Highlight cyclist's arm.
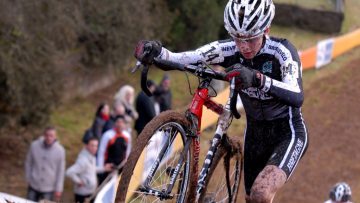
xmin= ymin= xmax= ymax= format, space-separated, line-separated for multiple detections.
xmin=262 ymin=40 xmax=304 ymax=108
xmin=159 ymin=39 xmax=237 ymax=65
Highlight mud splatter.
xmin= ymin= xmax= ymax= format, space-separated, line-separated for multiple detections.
xmin=249 ymin=165 xmax=286 ymax=203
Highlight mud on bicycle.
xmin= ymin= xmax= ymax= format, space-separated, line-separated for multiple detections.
xmin=116 ymin=58 xmax=244 ymax=203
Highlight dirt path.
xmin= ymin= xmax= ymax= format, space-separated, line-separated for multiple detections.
xmin=275 ymin=58 xmax=360 ymax=202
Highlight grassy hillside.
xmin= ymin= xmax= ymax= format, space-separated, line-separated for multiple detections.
xmin=274 ymin=0 xmax=334 ymax=10
xmin=1 ymin=0 xmax=360 ymax=202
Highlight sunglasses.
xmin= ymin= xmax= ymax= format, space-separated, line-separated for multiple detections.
xmin=229 ymin=32 xmax=264 ymax=44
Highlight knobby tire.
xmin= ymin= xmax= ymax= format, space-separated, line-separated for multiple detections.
xmin=115 ymin=110 xmax=196 ymax=203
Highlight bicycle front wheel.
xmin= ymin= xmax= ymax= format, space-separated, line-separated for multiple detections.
xmin=116 ymin=111 xmax=195 ymax=203
xmin=198 ymin=136 xmax=243 ymax=203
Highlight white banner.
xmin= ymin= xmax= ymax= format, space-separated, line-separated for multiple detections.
xmin=316 ymin=38 xmax=335 ymax=69
xmin=94 ymin=173 xmax=118 ymax=203
xmin=0 ymin=192 xmax=37 ymax=203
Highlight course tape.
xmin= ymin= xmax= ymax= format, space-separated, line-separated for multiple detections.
xmin=300 ymin=28 xmax=360 ymax=69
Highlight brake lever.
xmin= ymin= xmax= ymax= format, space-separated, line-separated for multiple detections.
xmin=141 ymin=65 xmax=153 ymax=97
xmin=131 ymin=61 xmax=143 ymax=73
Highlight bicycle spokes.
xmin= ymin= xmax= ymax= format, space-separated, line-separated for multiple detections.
xmin=128 ymin=121 xmax=191 ymax=202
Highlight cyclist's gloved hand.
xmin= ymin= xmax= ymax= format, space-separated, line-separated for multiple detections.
xmin=134 ymin=40 xmax=162 ymax=64
xmin=225 ymin=63 xmax=264 ymax=89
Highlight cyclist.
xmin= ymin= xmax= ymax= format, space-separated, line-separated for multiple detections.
xmin=325 ymin=182 xmax=352 ymax=203
xmin=134 ymin=0 xmax=308 ymax=202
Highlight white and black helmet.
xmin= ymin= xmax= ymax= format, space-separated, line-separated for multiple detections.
xmin=224 ymin=0 xmax=275 ymax=38
xmin=329 ymin=182 xmax=352 ymax=202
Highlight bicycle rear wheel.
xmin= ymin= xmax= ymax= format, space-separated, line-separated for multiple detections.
xmin=198 ymin=136 xmax=243 ymax=203
xmin=116 ymin=111 xmax=195 ymax=203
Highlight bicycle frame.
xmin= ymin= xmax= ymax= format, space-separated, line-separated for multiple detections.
xmin=136 ymin=59 xmax=239 ymax=202
xmin=187 ymin=80 xmax=235 ymax=202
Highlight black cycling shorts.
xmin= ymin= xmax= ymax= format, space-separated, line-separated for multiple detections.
xmin=243 ymin=113 xmax=308 ymax=195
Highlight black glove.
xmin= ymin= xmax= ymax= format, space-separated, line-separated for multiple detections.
xmin=225 ymin=63 xmax=264 ymax=90
xmin=134 ymin=40 xmax=162 ymax=64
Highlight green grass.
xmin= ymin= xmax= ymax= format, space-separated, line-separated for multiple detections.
xmin=341 ymin=0 xmax=360 ymax=32
xmin=270 ymin=25 xmax=329 ymax=50
xmin=50 ymin=99 xmax=94 ymax=162
xmin=274 ymin=0 xmax=334 ymax=11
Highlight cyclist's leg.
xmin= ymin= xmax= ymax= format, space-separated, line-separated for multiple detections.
xmin=244 ymin=116 xmax=308 ymax=203
xmin=247 ymin=165 xmax=286 ymax=203
xmin=243 ymin=122 xmax=272 ymax=202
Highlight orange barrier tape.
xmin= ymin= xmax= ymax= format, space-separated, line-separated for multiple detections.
xmin=332 ymin=29 xmax=360 ymax=58
xmin=300 ymin=28 xmax=360 ymax=69
xmin=300 ymin=46 xmax=317 ymax=70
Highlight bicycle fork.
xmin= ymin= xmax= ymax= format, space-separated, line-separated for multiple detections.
xmin=140 ymin=131 xmax=193 ymax=201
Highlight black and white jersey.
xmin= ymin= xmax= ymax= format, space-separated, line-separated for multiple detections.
xmin=159 ymin=36 xmax=304 ymax=121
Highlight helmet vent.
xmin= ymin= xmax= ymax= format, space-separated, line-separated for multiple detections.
xmin=264 ymin=4 xmax=270 ymax=15
xmin=238 ymin=6 xmax=245 ymax=28
xmin=259 ymin=15 xmax=270 ymax=31
xmin=231 ymin=1 xmax=236 ymax=17
xmin=249 ymin=0 xmax=261 ymax=17
xmin=228 ymin=12 xmax=238 ymax=31
xmin=246 ymin=15 xmax=259 ymax=31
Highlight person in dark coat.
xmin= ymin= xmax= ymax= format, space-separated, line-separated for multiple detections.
xmin=91 ymin=103 xmax=110 ymax=139
xmin=154 ymin=74 xmax=172 ymax=112
xmin=134 ymin=80 xmax=157 ymax=135
xmin=82 ymin=103 xmax=110 ymax=144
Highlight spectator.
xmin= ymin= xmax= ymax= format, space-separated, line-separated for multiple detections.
xmin=25 ymin=126 xmax=65 ymax=202
xmin=114 ymin=85 xmax=139 ymax=121
xmin=324 ymin=182 xmax=352 ymax=203
xmin=134 ymin=80 xmax=157 ymax=135
xmin=66 ymin=137 xmax=112 ymax=203
xmin=154 ymin=74 xmax=172 ymax=112
xmin=102 ymin=102 xmax=126 ymax=134
xmin=97 ymin=115 xmax=132 ymax=184
xmin=82 ymin=102 xmax=110 ymax=143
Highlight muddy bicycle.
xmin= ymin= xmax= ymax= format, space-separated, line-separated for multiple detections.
xmin=116 ymin=58 xmax=243 ymax=203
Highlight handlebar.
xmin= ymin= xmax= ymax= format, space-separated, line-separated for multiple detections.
xmin=153 ymin=58 xmax=226 ymax=81
xmin=135 ymin=58 xmax=240 ymax=119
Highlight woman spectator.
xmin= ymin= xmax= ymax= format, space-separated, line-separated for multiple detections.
xmin=82 ymin=103 xmax=110 ymax=143
xmin=114 ymin=85 xmax=138 ymax=122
